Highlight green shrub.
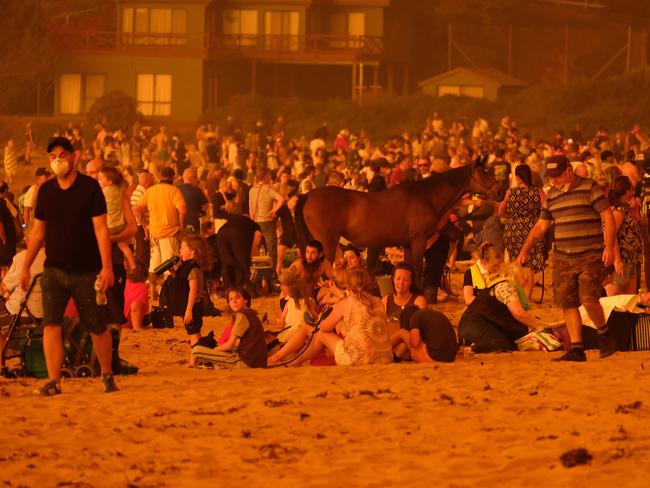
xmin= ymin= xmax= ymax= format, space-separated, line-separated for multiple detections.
xmin=87 ymin=90 xmax=141 ymax=132
xmin=202 ymin=68 xmax=650 ymax=141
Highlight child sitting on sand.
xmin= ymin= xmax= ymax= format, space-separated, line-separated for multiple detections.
xmin=276 ymin=271 xmax=316 ymax=344
xmin=97 ymin=166 xmax=136 ymax=271
xmin=391 ymin=305 xmax=457 ymax=363
xmin=192 ymin=286 xmax=267 ymax=368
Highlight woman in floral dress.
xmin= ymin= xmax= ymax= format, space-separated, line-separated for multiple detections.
xmin=498 ymin=164 xmax=545 ymax=300
xmin=606 ymin=175 xmax=643 ymax=296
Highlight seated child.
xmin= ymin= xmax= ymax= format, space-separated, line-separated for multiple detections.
xmin=276 ymin=271 xmax=316 ymax=344
xmin=123 ymin=260 xmax=149 ymax=331
xmin=217 ymin=288 xmax=253 ymax=346
xmin=391 ymin=306 xmax=457 ymax=363
xmin=97 ymin=166 xmax=136 ymax=271
xmin=192 ymin=286 xmax=268 ymax=368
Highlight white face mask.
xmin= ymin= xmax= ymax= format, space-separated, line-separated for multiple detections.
xmin=50 ymin=158 xmax=70 ymax=177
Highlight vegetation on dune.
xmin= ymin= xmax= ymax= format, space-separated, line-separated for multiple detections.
xmin=202 ymin=68 xmax=650 ymax=141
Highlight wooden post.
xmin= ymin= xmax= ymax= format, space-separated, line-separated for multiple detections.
xmin=507 ymin=24 xmax=513 ymax=74
xmin=351 ymin=62 xmax=358 ymax=101
xmin=359 ymin=63 xmax=364 ymax=102
xmin=387 ymin=62 xmax=394 ymax=93
xmin=626 ymin=25 xmax=633 ymax=72
xmin=373 ymin=65 xmax=379 ymax=91
xmin=448 ymin=22 xmax=453 ymax=71
xmin=564 ymin=24 xmax=569 ymax=83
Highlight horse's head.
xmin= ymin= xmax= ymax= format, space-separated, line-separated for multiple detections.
xmin=468 ymin=155 xmax=503 ymax=200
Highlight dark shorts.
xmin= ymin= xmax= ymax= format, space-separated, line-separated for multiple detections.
xmin=553 ymin=255 xmax=608 ymax=309
xmin=182 ymin=305 xmax=203 ymax=335
xmin=41 ymin=267 xmax=107 ymax=335
xmin=106 ymin=265 xmax=127 ymax=325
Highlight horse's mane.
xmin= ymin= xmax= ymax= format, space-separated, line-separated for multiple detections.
xmin=397 ymin=164 xmax=472 ymax=193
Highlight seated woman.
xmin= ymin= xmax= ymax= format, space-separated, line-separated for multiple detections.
xmin=382 ymin=262 xmax=426 ymax=334
xmin=340 ymin=245 xmax=381 ymax=297
xmin=291 ymin=267 xmax=393 ymax=367
xmin=462 ymin=242 xmax=495 ymax=306
xmin=275 ymin=271 xmax=316 ymax=344
xmin=457 ymin=252 xmax=548 ymax=353
xmin=268 ymin=267 xmax=348 ymax=365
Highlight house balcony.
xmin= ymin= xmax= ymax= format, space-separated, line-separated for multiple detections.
xmin=208 ymin=34 xmax=384 ymax=64
xmin=52 ymin=28 xmax=383 ymax=64
xmin=52 ymin=28 xmax=209 ymax=58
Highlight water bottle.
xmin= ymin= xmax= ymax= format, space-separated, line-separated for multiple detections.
xmin=95 ymin=275 xmax=107 ymax=306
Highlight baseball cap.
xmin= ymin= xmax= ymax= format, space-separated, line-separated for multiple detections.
xmin=35 ymin=167 xmax=51 ymax=178
xmin=47 ymin=136 xmax=74 ymax=153
xmin=545 ymin=155 xmax=570 ymax=177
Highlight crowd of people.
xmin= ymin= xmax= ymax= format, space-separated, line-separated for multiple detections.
xmin=2 ymin=112 xmax=650 ymax=395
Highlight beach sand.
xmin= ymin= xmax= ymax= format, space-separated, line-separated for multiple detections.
xmin=1 ymin=270 xmax=650 ymax=487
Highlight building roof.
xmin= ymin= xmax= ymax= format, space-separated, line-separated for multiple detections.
xmin=418 ymin=67 xmax=528 ymax=88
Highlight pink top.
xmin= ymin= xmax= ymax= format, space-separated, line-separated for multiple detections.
xmin=123 ymin=280 xmax=149 ymax=328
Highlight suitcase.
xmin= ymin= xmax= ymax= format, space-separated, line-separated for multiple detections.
xmin=631 ymin=314 xmax=650 ymax=350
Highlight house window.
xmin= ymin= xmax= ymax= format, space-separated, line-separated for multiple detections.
xmin=223 ymin=10 xmax=259 ymax=47
xmin=331 ymin=12 xmax=365 ymax=48
xmin=264 ymin=11 xmax=300 ymax=51
xmin=460 ymin=86 xmax=485 ymax=98
xmin=137 ymin=74 xmax=172 ymax=116
xmin=59 ymin=73 xmax=106 ymax=114
xmin=60 ymin=74 xmax=82 ymax=114
xmin=437 ymin=85 xmax=485 ymax=98
xmin=437 ymin=85 xmax=460 ymax=97
xmin=122 ymin=7 xmax=187 ymax=45
xmin=84 ymin=74 xmax=106 ymax=110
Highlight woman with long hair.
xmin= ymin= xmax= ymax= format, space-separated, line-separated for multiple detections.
xmin=498 ymin=163 xmax=546 ymax=300
xmin=292 ymin=267 xmax=393 ymax=366
xmin=606 ymin=175 xmax=643 ymax=296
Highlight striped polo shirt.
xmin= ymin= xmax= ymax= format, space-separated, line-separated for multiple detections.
xmin=540 ymin=176 xmax=610 ymax=259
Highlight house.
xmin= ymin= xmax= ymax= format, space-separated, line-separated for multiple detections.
xmin=418 ymin=67 xmax=528 ymax=102
xmin=53 ymin=0 xmax=414 ymax=121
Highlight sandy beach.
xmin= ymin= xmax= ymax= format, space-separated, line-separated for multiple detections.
xmin=2 ymin=269 xmax=650 ymax=487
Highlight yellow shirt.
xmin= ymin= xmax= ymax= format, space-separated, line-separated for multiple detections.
xmin=138 ymin=183 xmax=186 ymax=239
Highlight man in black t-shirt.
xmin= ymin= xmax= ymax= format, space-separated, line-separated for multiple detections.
xmin=211 ymin=214 xmax=263 ymax=288
xmin=20 ymin=136 xmax=118 ymax=395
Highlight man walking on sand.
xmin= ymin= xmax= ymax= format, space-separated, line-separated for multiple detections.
xmin=20 ymin=136 xmax=117 ymax=394
xmin=517 ymin=155 xmax=618 ymax=362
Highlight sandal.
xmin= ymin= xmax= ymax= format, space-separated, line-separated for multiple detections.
xmin=38 ymin=380 xmax=62 ymax=396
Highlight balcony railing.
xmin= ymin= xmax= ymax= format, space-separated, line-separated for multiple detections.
xmin=52 ymin=29 xmax=208 ymax=57
xmin=52 ymin=29 xmax=384 ymax=62
xmin=210 ymin=34 xmax=384 ymax=62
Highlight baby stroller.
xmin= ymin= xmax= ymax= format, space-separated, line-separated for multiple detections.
xmin=0 ymin=274 xmax=99 ymax=379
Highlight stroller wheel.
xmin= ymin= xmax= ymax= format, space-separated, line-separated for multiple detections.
xmin=75 ymin=365 xmax=95 ymax=378
xmin=1 ymin=367 xmax=16 ymax=379
xmin=60 ymin=368 xmax=75 ymax=379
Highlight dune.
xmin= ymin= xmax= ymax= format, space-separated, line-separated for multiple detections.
xmin=1 ymin=269 xmax=650 ymax=487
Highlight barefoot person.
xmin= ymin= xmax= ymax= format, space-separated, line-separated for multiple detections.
xmin=20 ymin=136 xmax=117 ymax=395
xmin=517 ymin=155 xmax=617 ymax=361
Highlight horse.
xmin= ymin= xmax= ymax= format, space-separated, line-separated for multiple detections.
xmin=294 ymin=158 xmax=502 ymax=279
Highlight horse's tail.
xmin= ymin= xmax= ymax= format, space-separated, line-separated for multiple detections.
xmin=294 ymin=194 xmax=312 ymax=252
